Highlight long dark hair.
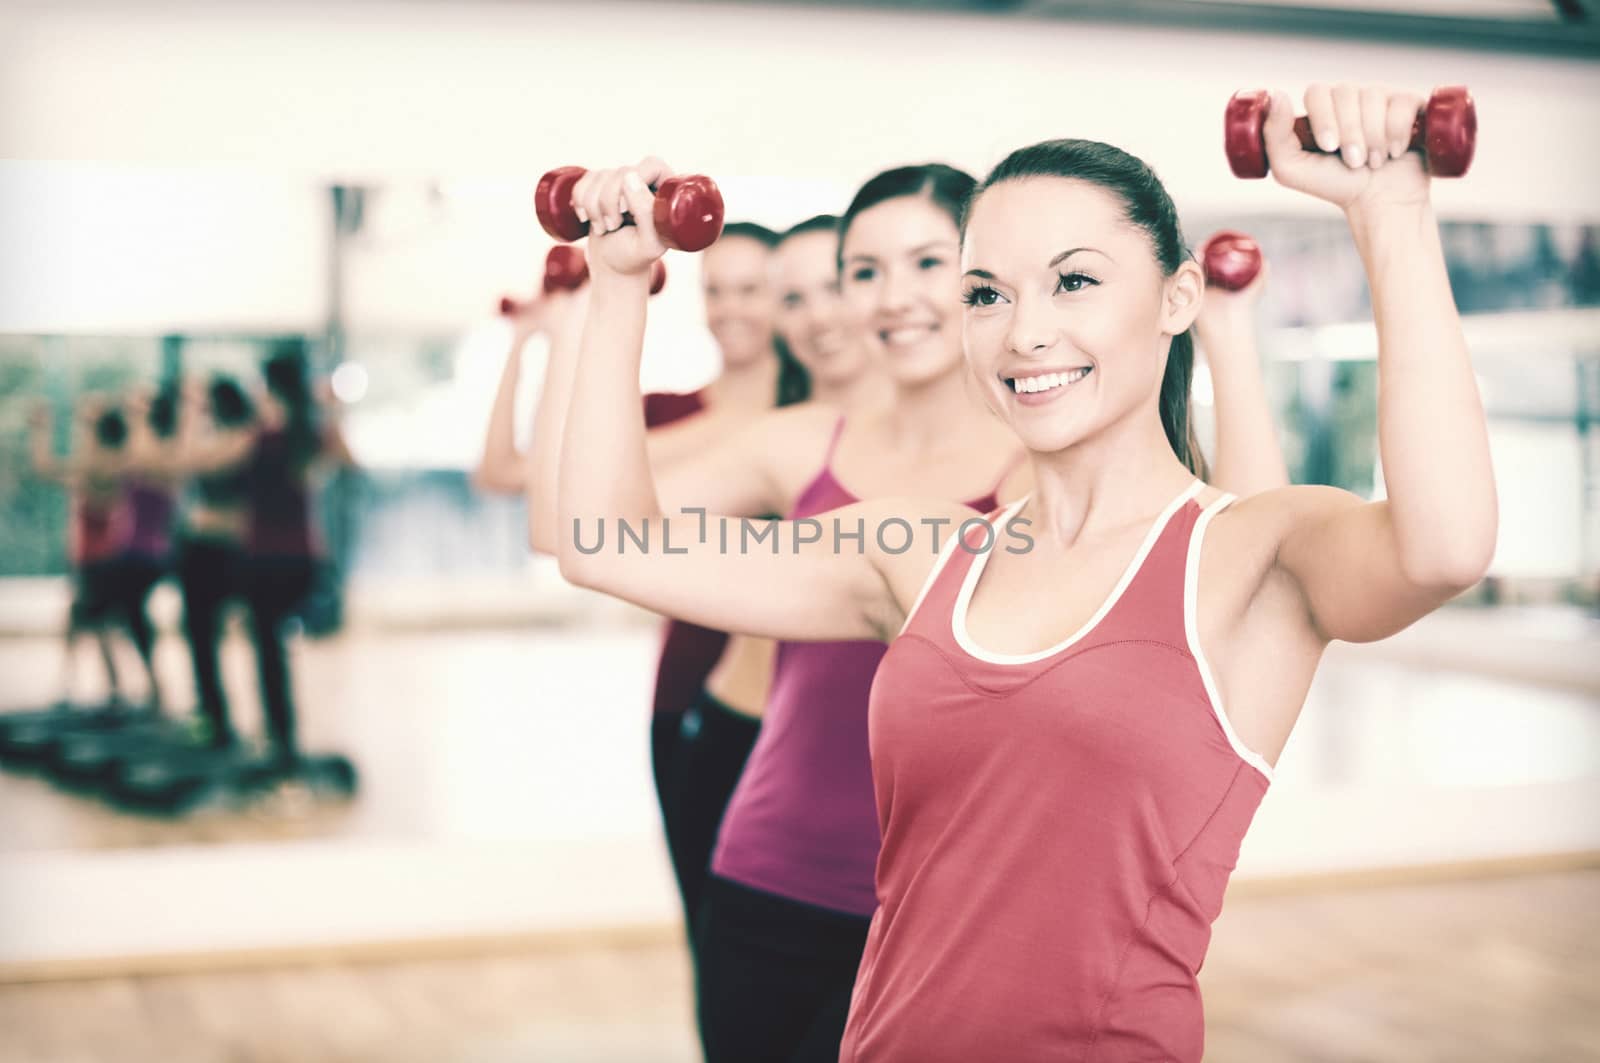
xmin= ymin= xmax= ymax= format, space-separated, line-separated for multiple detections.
xmin=148 ymin=385 xmax=179 ymax=440
xmin=968 ymin=140 xmax=1207 ymax=479
xmin=765 ymin=214 xmax=845 ymax=406
xmin=208 ymin=374 xmax=256 ymax=428
xmin=715 ymin=220 xmax=810 ymax=408
xmin=839 ymin=163 xmax=977 ymax=271
xmin=94 ymin=408 xmax=128 ymax=450
xmin=262 ymin=339 xmax=320 ymax=471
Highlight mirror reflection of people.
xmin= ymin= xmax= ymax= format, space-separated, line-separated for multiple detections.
xmin=168 ymin=343 xmax=353 ymax=773
xmin=30 ymin=397 xmax=129 ymax=708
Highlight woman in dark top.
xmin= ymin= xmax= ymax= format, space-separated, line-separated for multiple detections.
xmin=170 ymin=375 xmax=258 ymax=748
xmin=243 ymin=344 xmax=353 ymax=770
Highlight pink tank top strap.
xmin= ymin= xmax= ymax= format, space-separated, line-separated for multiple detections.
xmin=821 ymin=415 xmax=848 ymax=467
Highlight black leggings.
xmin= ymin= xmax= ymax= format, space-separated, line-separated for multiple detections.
xmin=650 ymin=690 xmax=761 ymax=946
xmin=177 ymin=538 xmax=241 ymax=744
xmin=695 ymin=875 xmax=871 ymax=1063
xmin=242 ymin=556 xmax=317 ymax=759
xmin=86 ymin=556 xmax=165 ymax=666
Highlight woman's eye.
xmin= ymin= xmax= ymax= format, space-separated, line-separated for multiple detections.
xmin=961 ymin=286 xmax=1003 ymax=308
xmin=918 ymin=256 xmax=944 ymax=271
xmin=1056 ymin=271 xmax=1097 ymax=294
xmin=850 ymin=267 xmax=876 ymax=284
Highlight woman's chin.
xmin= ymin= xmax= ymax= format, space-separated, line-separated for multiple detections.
xmin=1004 ymin=407 xmax=1091 ymax=457
xmin=720 ymin=344 xmax=771 ymax=369
xmin=883 ymin=347 xmax=962 ymax=388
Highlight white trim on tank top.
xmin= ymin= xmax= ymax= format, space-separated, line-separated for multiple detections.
xmin=1184 ymin=492 xmax=1276 ymax=783
xmin=896 ymin=526 xmax=967 ymax=640
xmin=950 ymin=479 xmax=1204 ymax=666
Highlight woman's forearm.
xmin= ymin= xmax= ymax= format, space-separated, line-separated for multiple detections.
xmin=473 ymin=336 xmax=528 ymax=496
xmin=553 ymin=271 xmax=659 ymax=568
xmin=1352 ymin=202 xmax=1496 ymax=586
xmin=30 ymin=421 xmax=62 ymax=480
xmin=526 ymin=309 xmax=588 ymax=554
xmin=1199 ymin=314 xmax=1289 ymax=496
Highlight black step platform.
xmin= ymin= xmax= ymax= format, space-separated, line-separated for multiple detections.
xmin=0 ymin=703 xmax=161 ymax=769
xmin=109 ymin=746 xmax=359 ymax=815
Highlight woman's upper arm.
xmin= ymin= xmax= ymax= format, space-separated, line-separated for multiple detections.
xmin=560 ymin=496 xmax=933 ymax=644
xmin=651 ymin=405 xmax=832 ymax=519
xmin=471 ymin=457 xmax=527 ymax=496
xmin=1267 ymin=485 xmax=1475 ymax=644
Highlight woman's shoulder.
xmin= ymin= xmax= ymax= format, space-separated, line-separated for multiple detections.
xmin=1212 ymin=484 xmax=1364 ymax=539
xmin=753 ymin=399 xmax=847 ymax=446
xmin=1201 ymin=483 xmax=1367 ymax=594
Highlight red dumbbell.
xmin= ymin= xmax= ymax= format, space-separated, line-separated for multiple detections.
xmin=1201 ymin=231 xmax=1262 ymax=292
xmin=500 ymin=246 xmax=589 ymax=315
xmin=543 ymin=245 xmax=589 ymax=294
xmin=1224 ymin=86 xmax=1476 ymax=180
xmin=534 ymin=166 xmax=725 ymax=252
xmin=498 ymin=253 xmax=666 ymax=316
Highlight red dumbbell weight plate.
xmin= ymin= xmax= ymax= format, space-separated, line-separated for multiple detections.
xmin=653 ymin=175 xmax=724 ymax=253
xmin=1223 ymin=91 xmax=1272 ymax=180
xmin=1202 ymin=231 xmax=1262 ymax=292
xmin=1423 ymin=86 xmax=1476 ymax=178
xmin=544 ymin=246 xmax=590 ymax=293
xmin=535 ymin=167 xmax=589 ymax=243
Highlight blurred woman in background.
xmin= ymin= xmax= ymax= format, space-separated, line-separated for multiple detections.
xmin=112 ymin=384 xmax=182 ymax=714
xmin=29 ymin=397 xmax=131 ymax=708
xmin=243 ymin=343 xmax=354 ymax=773
xmin=169 ymin=374 xmax=258 ymax=750
xmin=477 ymin=221 xmax=809 ymax=934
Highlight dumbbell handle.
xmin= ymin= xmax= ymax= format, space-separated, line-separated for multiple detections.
xmin=1286 ymin=114 xmax=1426 ymax=158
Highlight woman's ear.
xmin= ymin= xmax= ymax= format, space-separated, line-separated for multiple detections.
xmin=1163 ymin=260 xmax=1205 ymax=336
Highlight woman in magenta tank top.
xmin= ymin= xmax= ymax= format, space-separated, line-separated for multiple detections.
xmin=554 ymin=84 xmax=1496 ymax=1063
xmin=31 ymin=398 xmax=133 ymax=706
xmin=108 ymin=386 xmax=182 ymax=713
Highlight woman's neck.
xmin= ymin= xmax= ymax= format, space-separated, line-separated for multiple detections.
xmin=812 ymin=368 xmax=891 ymax=412
xmin=882 ymin=360 xmax=994 ymax=451
xmin=1024 ymin=410 xmax=1195 ymax=547
xmin=704 ymin=352 xmax=778 ymax=412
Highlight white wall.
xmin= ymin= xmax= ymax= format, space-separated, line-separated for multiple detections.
xmin=0 ymin=163 xmax=328 ymax=334
xmin=1 ymin=0 xmax=1597 ymax=337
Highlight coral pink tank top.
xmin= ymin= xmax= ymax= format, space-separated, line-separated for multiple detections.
xmin=840 ymin=481 xmax=1274 ymax=1062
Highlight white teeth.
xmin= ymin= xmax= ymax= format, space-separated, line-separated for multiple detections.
xmin=883 ymin=327 xmax=932 ymax=345
xmin=1012 ymin=367 xmax=1090 ymax=394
